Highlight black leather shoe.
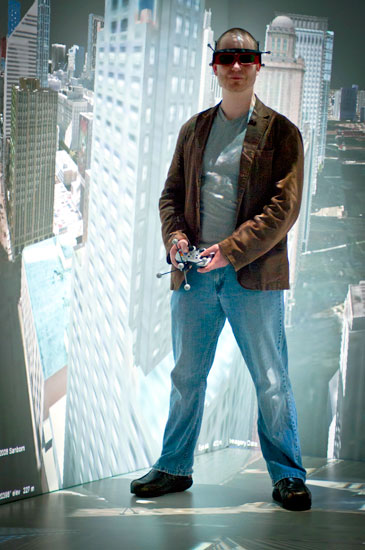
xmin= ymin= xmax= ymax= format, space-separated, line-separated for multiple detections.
xmin=130 ymin=469 xmax=193 ymax=498
xmin=272 ymin=477 xmax=312 ymax=511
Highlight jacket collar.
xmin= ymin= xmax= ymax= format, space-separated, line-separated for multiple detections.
xmin=195 ymin=95 xmax=273 ymax=150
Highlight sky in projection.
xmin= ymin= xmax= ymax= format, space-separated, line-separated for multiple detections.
xmin=0 ymin=0 xmax=364 ymax=89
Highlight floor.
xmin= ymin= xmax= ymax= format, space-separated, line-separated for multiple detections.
xmin=0 ymin=450 xmax=364 ymax=550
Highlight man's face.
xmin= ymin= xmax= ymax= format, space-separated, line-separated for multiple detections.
xmin=213 ymin=33 xmax=261 ymax=94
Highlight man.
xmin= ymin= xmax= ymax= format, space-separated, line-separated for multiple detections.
xmin=131 ymin=28 xmax=312 ymax=511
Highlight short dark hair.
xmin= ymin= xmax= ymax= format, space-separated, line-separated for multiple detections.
xmin=216 ymin=28 xmax=259 ymax=51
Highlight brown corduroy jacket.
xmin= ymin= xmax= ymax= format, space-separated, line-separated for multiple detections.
xmin=159 ymin=96 xmax=304 ymax=291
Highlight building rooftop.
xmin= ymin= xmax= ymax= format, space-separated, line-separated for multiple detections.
xmin=22 ymin=236 xmax=75 ymax=379
xmin=56 ymin=150 xmax=78 ymax=172
xmin=271 ymin=15 xmax=295 ymax=31
xmin=53 ymin=181 xmax=83 ymax=239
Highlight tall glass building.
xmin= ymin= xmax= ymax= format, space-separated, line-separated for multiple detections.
xmin=86 ymin=14 xmax=105 ymax=80
xmin=63 ymin=0 xmax=205 ymax=487
xmin=7 ymin=0 xmax=21 ymax=37
xmin=7 ymin=78 xmax=57 ymax=257
xmin=36 ymin=0 xmax=50 ymax=87
xmin=51 ymin=43 xmax=66 ymax=72
xmin=255 ymin=16 xmax=305 ymax=128
xmin=3 ymin=1 xmax=38 ymax=143
xmin=3 ymin=0 xmax=51 ymax=159
xmin=277 ymin=13 xmax=334 ymax=182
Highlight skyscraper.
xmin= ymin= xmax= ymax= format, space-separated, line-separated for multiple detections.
xmin=86 ymin=14 xmax=104 ymax=80
xmin=7 ymin=0 xmax=21 ymax=37
xmin=67 ymin=45 xmax=85 ymax=79
xmin=51 ymin=43 xmax=66 ymax=72
xmin=255 ymin=16 xmax=305 ymax=127
xmin=3 ymin=0 xmax=51 ymax=144
xmin=339 ymin=85 xmax=358 ymax=121
xmin=19 ymin=235 xmax=74 ymax=490
xmin=277 ymin=13 xmax=334 ymax=175
xmin=36 ymin=0 xmax=51 ymax=87
xmin=3 ymin=1 xmax=38 ymax=143
xmin=57 ymin=86 xmax=90 ymax=151
xmin=197 ymin=9 xmax=214 ymax=111
xmin=6 ymin=78 xmax=57 ymax=257
xmin=63 ymin=0 xmax=205 ymax=487
xmin=328 ymin=281 xmax=365 ymax=461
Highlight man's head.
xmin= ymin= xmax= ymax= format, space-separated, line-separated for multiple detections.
xmin=216 ymin=28 xmax=259 ymax=51
xmin=212 ymin=28 xmax=261 ymax=94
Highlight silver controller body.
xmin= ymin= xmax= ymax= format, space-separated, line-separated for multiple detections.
xmin=175 ymin=246 xmax=212 ymax=269
xmin=172 ymin=239 xmax=214 ymax=290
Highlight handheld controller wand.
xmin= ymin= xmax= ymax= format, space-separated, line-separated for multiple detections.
xmin=156 ymin=239 xmax=214 ymax=291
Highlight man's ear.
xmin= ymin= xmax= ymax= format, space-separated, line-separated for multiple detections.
xmin=212 ymin=64 xmax=218 ymax=76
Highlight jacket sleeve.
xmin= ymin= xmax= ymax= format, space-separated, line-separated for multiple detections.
xmin=219 ymin=121 xmax=304 ymax=270
xmin=159 ymin=121 xmax=191 ymax=255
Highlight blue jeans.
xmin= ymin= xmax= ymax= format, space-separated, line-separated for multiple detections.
xmin=153 ymin=264 xmax=306 ymax=484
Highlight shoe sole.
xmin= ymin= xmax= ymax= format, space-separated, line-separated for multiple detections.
xmin=131 ymin=480 xmax=193 ymax=498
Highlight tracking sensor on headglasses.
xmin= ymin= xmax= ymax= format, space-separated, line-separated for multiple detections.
xmin=208 ymin=44 xmax=271 ymax=67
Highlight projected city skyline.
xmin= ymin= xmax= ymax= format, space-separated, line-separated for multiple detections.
xmin=0 ymin=0 xmax=364 ymax=506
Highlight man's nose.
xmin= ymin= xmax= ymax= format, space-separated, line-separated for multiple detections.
xmin=232 ymin=61 xmax=241 ymax=70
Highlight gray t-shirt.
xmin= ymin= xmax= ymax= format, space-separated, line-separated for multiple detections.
xmin=199 ymin=106 xmax=250 ymax=248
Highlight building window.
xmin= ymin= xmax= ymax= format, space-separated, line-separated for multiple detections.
xmin=121 ymin=18 xmax=128 ymax=32
xmin=190 ymin=50 xmax=196 ymax=68
xmin=176 ymin=15 xmax=182 ymax=34
xmin=112 ymin=0 xmax=118 ymax=9
xmin=171 ymin=76 xmax=178 ymax=93
xmin=111 ymin=20 xmax=117 ymax=33
xmin=144 ymin=135 xmax=149 ymax=153
xmin=145 ymin=107 xmax=151 ymax=123
xmin=173 ymin=46 xmax=180 ymax=65
xmin=119 ymin=45 xmax=126 ymax=63
xmin=140 ymin=192 xmax=146 ymax=209
xmin=122 ymin=0 xmax=129 ymax=6
xmin=131 ymin=76 xmax=140 ymax=95
xmin=147 ymin=77 xmax=153 ymax=95
xmin=182 ymin=47 xmax=188 ymax=67
xmin=169 ymin=104 xmax=176 ymax=122
xmin=184 ymin=18 xmax=190 ymax=36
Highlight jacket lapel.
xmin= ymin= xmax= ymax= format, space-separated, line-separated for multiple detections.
xmin=193 ymin=103 xmax=220 ymax=178
xmin=236 ymin=96 xmax=272 ymax=207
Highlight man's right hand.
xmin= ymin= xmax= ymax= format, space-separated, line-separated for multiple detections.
xmin=170 ymin=239 xmax=189 ymax=269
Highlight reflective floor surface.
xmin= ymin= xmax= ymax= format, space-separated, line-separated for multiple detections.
xmin=0 ymin=450 xmax=364 ymax=550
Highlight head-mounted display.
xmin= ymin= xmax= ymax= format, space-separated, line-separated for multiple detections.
xmin=208 ymin=45 xmax=271 ymax=67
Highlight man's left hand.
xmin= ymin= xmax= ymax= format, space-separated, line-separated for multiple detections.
xmin=197 ymin=244 xmax=230 ymax=273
